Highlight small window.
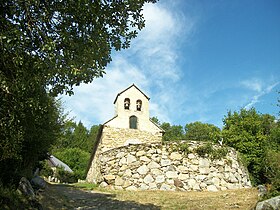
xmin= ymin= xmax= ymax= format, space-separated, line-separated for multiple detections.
xmin=124 ymin=98 xmax=130 ymax=110
xmin=129 ymin=116 xmax=137 ymax=129
xmin=136 ymin=100 xmax=142 ymax=111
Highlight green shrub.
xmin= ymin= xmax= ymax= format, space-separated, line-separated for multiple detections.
xmin=194 ymin=143 xmax=228 ymax=160
xmin=178 ymin=143 xmax=191 ymax=155
xmin=0 ymin=184 xmax=29 ymax=209
xmin=56 ymin=167 xmax=77 ymax=183
xmin=194 ymin=143 xmax=213 ymax=158
xmin=263 ymin=150 xmax=280 ymax=198
xmin=39 ymin=161 xmax=54 ymax=177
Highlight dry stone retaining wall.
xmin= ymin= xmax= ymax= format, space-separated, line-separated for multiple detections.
xmin=90 ymin=141 xmax=251 ymax=191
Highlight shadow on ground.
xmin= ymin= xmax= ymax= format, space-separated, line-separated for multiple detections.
xmin=40 ymin=183 xmax=160 ymax=210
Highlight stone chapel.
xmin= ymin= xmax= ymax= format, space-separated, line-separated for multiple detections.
xmin=86 ymin=85 xmax=251 ymax=191
xmin=86 ymin=84 xmax=164 ymax=182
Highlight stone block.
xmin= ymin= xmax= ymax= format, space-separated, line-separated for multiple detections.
xmin=170 ymin=152 xmax=182 ymax=160
xmin=144 ymin=174 xmax=154 ymax=184
xmin=137 ymin=165 xmax=149 ymax=175
xmin=160 ymin=183 xmax=171 ymax=191
xmin=126 ymin=186 xmax=138 ymax=191
xmin=166 ymin=171 xmax=178 ymax=179
xmin=115 ymin=176 xmax=124 ymax=186
xmin=149 ymin=169 xmax=162 ymax=176
xmin=139 ymin=183 xmax=149 ymax=190
xmin=178 ymin=173 xmax=189 ymax=181
xmin=147 ymin=161 xmax=161 ymax=169
xmin=199 ymin=158 xmax=210 ymax=167
xmin=188 ymin=153 xmax=195 ymax=159
xmin=207 ymin=185 xmax=218 ymax=192
xmin=127 ymin=154 xmax=137 ymax=164
xmin=199 ymin=167 xmax=210 ymax=175
xmin=140 ymin=156 xmax=151 ymax=162
xmin=161 ymin=159 xmax=171 ymax=166
xmin=149 ymin=182 xmax=158 ymax=190
xmin=155 ymin=175 xmax=165 ymax=183
xmin=136 ymin=150 xmax=146 ymax=157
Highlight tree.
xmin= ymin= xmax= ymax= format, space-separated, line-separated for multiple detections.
xmin=1 ymin=0 xmax=158 ymax=96
xmin=150 ymin=116 xmax=160 ymax=125
xmin=161 ymin=122 xmax=185 ymax=141
xmin=1 ymin=0 xmax=157 ymax=186
xmin=185 ymin=122 xmax=221 ymax=142
xmin=87 ymin=125 xmax=101 ymax=153
xmin=222 ymin=108 xmax=275 ymax=185
xmin=53 ymin=148 xmax=90 ymax=180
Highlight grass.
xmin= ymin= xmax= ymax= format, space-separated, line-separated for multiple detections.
xmin=71 ymin=182 xmax=99 ymax=190
xmin=98 ymin=188 xmax=258 ymax=210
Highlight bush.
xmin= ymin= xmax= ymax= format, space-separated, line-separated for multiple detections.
xmin=0 ymin=184 xmax=29 ymax=209
xmin=56 ymin=167 xmax=77 ymax=183
xmin=194 ymin=143 xmax=228 ymax=160
xmin=39 ymin=161 xmax=54 ymax=178
xmin=263 ymin=150 xmax=280 ymax=198
xmin=194 ymin=143 xmax=213 ymax=158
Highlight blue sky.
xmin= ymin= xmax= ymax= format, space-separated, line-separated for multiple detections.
xmin=61 ymin=0 xmax=280 ymax=128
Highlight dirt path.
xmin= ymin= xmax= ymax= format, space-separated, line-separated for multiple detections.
xmin=39 ymin=183 xmax=160 ymax=210
xmin=39 ymin=183 xmax=258 ymax=210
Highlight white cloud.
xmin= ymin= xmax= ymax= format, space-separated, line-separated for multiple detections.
xmin=244 ymin=81 xmax=279 ymax=110
xmin=60 ymin=1 xmax=196 ymax=127
xmin=240 ymin=78 xmax=263 ymax=92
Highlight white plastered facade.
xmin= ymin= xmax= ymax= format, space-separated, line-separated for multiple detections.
xmin=105 ymin=84 xmax=163 ymax=135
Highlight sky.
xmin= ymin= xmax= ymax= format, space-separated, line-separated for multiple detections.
xmin=61 ymin=0 xmax=280 ymax=129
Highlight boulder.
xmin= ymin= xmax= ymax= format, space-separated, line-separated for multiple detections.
xmin=31 ymin=176 xmax=46 ymax=190
xmin=18 ymin=177 xmax=35 ymax=200
xmin=255 ymin=195 xmax=280 ymax=210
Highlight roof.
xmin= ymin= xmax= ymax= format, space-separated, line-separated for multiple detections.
xmin=48 ymin=155 xmax=73 ymax=173
xmin=149 ymin=118 xmax=165 ymax=133
xmin=113 ymin=84 xmax=150 ymax=104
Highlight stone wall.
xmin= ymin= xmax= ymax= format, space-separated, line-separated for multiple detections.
xmin=99 ymin=126 xmax=162 ymax=152
xmin=87 ymin=141 xmax=252 ymax=191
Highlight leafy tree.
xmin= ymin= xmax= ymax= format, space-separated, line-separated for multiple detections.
xmin=1 ymin=0 xmax=157 ymax=96
xmin=53 ymin=148 xmax=90 ymax=180
xmin=161 ymin=122 xmax=185 ymax=141
xmin=87 ymin=125 xmax=101 ymax=153
xmin=150 ymin=116 xmax=161 ymax=125
xmin=1 ymin=0 xmax=156 ymax=187
xmin=185 ymin=121 xmax=221 ymax=142
xmin=222 ymin=108 xmax=275 ymax=184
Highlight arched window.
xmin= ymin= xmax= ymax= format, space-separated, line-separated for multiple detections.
xmin=136 ymin=100 xmax=142 ymax=111
xmin=129 ymin=116 xmax=137 ymax=129
xmin=124 ymin=98 xmax=130 ymax=110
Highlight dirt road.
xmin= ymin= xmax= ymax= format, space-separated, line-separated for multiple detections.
xmin=39 ymin=183 xmax=258 ymax=210
xmin=39 ymin=184 xmax=160 ymax=210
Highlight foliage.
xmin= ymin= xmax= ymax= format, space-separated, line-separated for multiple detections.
xmin=1 ymin=0 xmax=157 ymax=96
xmin=55 ymin=167 xmax=77 ymax=183
xmin=222 ymin=108 xmax=276 ymax=185
xmin=150 ymin=116 xmax=161 ymax=125
xmin=194 ymin=142 xmax=228 ymax=160
xmin=39 ymin=161 xmax=54 ymax=178
xmin=185 ymin=122 xmax=221 ymax=142
xmin=263 ymin=149 xmax=280 ymax=198
xmin=72 ymin=182 xmax=99 ymax=191
xmin=1 ymin=0 xmax=157 ymax=190
xmin=0 ymin=88 xmax=62 ymax=185
xmin=53 ymin=121 xmax=100 ymax=153
xmin=53 ymin=148 xmax=90 ymax=180
xmin=161 ymin=122 xmax=185 ymax=141
xmin=0 ymin=184 xmax=30 ymax=210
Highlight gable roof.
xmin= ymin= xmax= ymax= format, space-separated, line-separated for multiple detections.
xmin=113 ymin=84 xmax=150 ymax=104
xmin=48 ymin=155 xmax=73 ymax=173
